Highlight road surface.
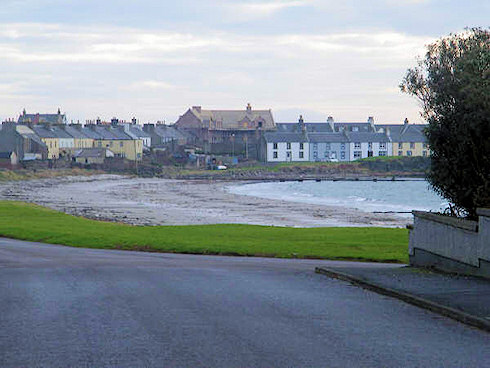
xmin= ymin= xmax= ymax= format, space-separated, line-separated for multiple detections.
xmin=0 ymin=238 xmax=488 ymax=367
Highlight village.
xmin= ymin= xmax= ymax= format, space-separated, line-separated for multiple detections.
xmin=0 ymin=104 xmax=428 ymax=170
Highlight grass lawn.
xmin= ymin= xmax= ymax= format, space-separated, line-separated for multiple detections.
xmin=0 ymin=201 xmax=409 ymax=263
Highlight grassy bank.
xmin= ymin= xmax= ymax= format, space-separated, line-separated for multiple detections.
xmin=0 ymin=201 xmax=409 ymax=262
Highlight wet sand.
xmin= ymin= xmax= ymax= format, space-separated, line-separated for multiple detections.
xmin=0 ymin=175 xmax=409 ymax=227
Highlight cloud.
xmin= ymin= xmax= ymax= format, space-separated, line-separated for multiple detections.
xmin=0 ymin=22 xmax=433 ymax=123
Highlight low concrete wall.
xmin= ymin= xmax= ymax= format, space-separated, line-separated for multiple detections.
xmin=409 ymin=208 xmax=490 ymax=278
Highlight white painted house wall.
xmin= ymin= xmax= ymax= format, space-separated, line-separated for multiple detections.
xmin=59 ymin=138 xmax=74 ymax=149
xmin=267 ymin=142 xmax=309 ymax=162
xmin=349 ymin=141 xmax=392 ymax=160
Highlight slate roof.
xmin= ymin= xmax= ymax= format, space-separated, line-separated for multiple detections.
xmin=129 ymin=125 xmax=151 ymax=138
xmin=63 ymin=125 xmax=90 ymax=139
xmin=334 ymin=122 xmax=374 ymax=132
xmin=82 ymin=126 xmax=132 ymax=140
xmin=263 ymin=132 xmax=308 ymax=143
xmin=74 ymin=148 xmax=111 ymax=158
xmin=80 ymin=126 xmax=103 ymax=140
xmin=376 ymin=124 xmax=427 ymax=142
xmin=276 ymin=123 xmax=334 ymax=133
xmin=31 ymin=126 xmax=58 ymax=139
xmin=15 ymin=125 xmax=46 ymax=146
xmin=18 ymin=113 xmax=66 ymax=124
xmin=309 ymin=133 xmax=348 ymax=143
xmin=188 ymin=106 xmax=275 ymax=130
xmin=346 ymin=132 xmax=391 ymax=143
xmin=154 ymin=125 xmax=188 ymax=140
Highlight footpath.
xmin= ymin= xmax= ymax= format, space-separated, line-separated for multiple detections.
xmin=316 ymin=263 xmax=490 ymax=332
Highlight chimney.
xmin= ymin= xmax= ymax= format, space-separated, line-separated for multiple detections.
xmin=131 ymin=117 xmax=137 ymax=124
xmin=96 ymin=117 xmax=101 ymax=125
xmin=404 ymin=118 xmax=409 ymax=125
xmin=327 ymin=116 xmax=334 ymax=131
xmin=192 ymin=106 xmax=202 ymax=113
xmin=246 ymin=103 xmax=252 ymax=113
xmin=298 ymin=115 xmax=306 ymax=133
xmin=367 ymin=116 xmax=375 ymax=131
xmin=143 ymin=123 xmax=155 ymax=133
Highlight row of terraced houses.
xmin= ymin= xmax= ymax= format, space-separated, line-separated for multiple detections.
xmin=0 ymin=105 xmax=428 ymax=165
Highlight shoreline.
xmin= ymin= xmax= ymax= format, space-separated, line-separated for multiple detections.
xmin=0 ymin=175 xmax=411 ymax=228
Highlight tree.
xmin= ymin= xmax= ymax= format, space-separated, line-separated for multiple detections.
xmin=400 ymin=28 xmax=490 ymax=218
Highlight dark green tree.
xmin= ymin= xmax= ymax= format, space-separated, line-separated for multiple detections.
xmin=400 ymin=28 xmax=490 ymax=218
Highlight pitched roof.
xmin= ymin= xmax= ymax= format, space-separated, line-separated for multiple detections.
xmin=154 ymin=125 xmax=188 ymax=140
xmin=276 ymin=123 xmax=334 ymax=133
xmin=309 ymin=132 xmax=348 ymax=143
xmin=346 ymin=132 xmax=391 ymax=142
xmin=74 ymin=148 xmax=112 ymax=158
xmin=31 ymin=126 xmax=58 ymax=138
xmin=263 ymin=132 xmax=308 ymax=143
xmin=186 ymin=105 xmax=275 ymax=130
xmin=18 ymin=113 xmax=66 ymax=124
xmin=80 ymin=126 xmax=103 ymax=139
xmin=376 ymin=124 xmax=427 ymax=142
xmin=129 ymin=125 xmax=151 ymax=138
xmin=63 ymin=125 xmax=90 ymax=139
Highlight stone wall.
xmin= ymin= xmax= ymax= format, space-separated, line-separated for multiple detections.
xmin=409 ymin=209 xmax=490 ymax=278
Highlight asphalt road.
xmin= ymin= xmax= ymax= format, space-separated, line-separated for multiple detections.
xmin=0 ymin=238 xmax=488 ymax=368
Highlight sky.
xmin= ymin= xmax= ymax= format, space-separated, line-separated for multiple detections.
xmin=0 ymin=0 xmax=487 ymax=124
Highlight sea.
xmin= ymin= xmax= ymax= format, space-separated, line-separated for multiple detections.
xmin=228 ymin=179 xmax=448 ymax=216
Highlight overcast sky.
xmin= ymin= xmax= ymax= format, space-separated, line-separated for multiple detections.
xmin=0 ymin=0 xmax=487 ymax=124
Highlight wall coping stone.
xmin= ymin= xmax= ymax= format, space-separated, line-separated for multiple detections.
xmin=412 ymin=211 xmax=478 ymax=232
xmin=476 ymin=208 xmax=490 ymax=217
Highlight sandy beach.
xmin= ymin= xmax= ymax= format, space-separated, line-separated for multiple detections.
xmin=0 ymin=175 xmax=409 ymax=227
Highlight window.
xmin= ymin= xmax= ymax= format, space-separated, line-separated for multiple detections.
xmin=313 ymin=143 xmax=318 ymax=150
xmin=354 ymin=142 xmax=361 ymax=149
xmin=313 ymin=151 xmax=318 ymax=158
xmin=299 ymin=151 xmax=304 ymax=159
xmin=398 ymin=150 xmax=402 ymax=156
xmin=380 ymin=142 xmax=386 ymax=149
xmin=286 ymin=142 xmax=291 ymax=150
xmin=273 ymin=151 xmax=278 ymax=158
xmin=324 ymin=151 xmax=329 ymax=158
xmin=299 ymin=143 xmax=304 ymax=150
xmin=410 ymin=142 xmax=415 ymax=149
xmin=325 ymin=143 xmax=331 ymax=150
xmin=407 ymin=150 xmax=412 ymax=156
xmin=354 ymin=151 xmax=361 ymax=158
xmin=341 ymin=143 xmax=345 ymax=150
xmin=340 ymin=151 xmax=345 ymax=159
xmin=120 ymin=142 xmax=124 ymax=147
xmin=379 ymin=151 xmax=387 ymax=156
xmin=368 ymin=142 xmax=372 ymax=149
xmin=352 ymin=127 xmax=359 ymax=132
xmin=423 ymin=151 xmax=427 ymax=157
xmin=398 ymin=142 xmax=403 ymax=149
xmin=331 ymin=151 xmax=337 ymax=159
xmin=273 ymin=143 xmax=278 ymax=149
xmin=286 ymin=151 xmax=291 ymax=159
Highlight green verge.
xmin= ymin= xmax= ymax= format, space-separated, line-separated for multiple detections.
xmin=0 ymin=201 xmax=409 ymax=263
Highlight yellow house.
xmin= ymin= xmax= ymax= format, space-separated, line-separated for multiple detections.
xmin=32 ymin=125 xmax=60 ymax=159
xmin=379 ymin=122 xmax=429 ymax=157
xmin=82 ymin=125 xmax=143 ymax=161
